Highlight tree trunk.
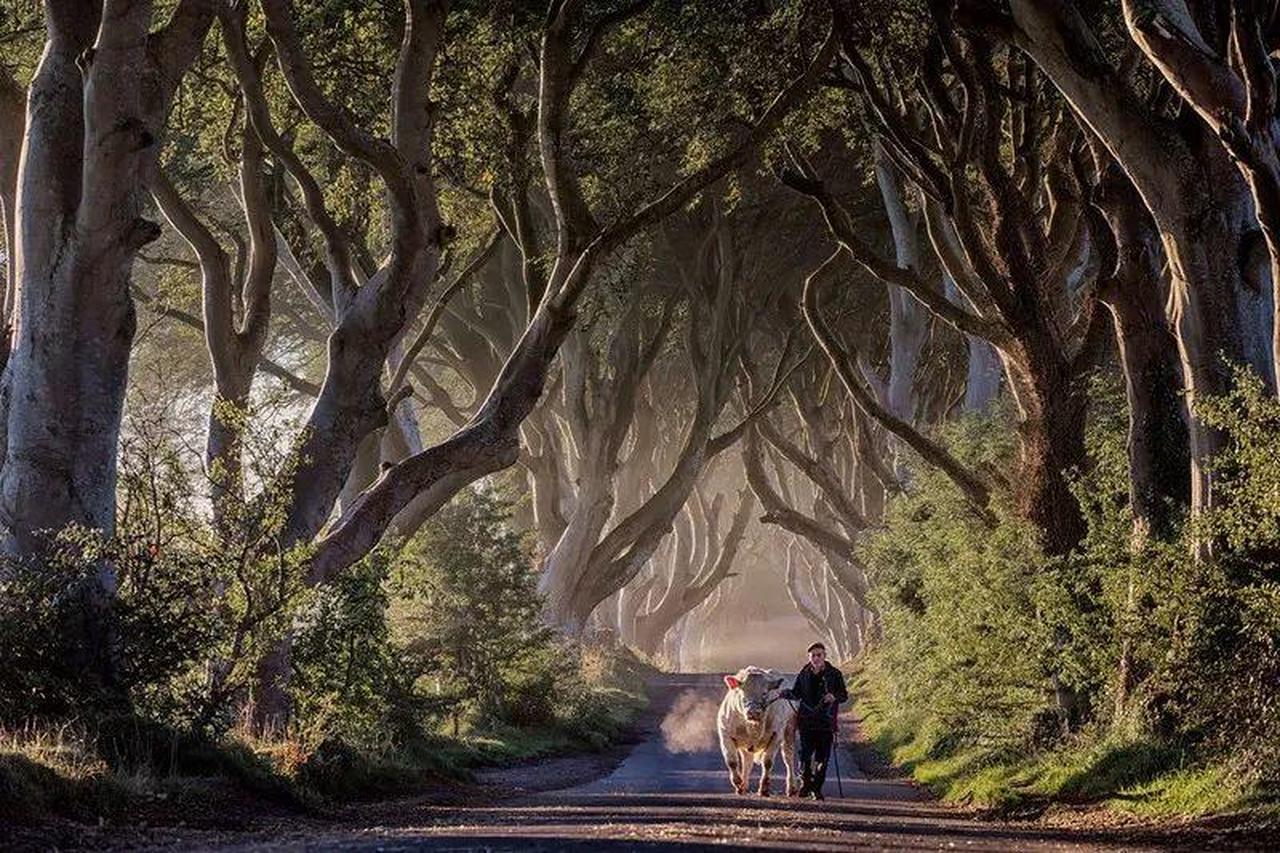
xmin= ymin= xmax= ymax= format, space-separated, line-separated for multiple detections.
xmin=1018 ymin=387 xmax=1089 ymax=555
xmin=964 ymin=337 xmax=1002 ymax=412
xmin=874 ymin=144 xmax=933 ymax=435
xmin=801 ymin=253 xmax=996 ymax=523
xmin=617 ymin=571 xmax=658 ymax=646
xmin=1096 ymin=171 xmax=1190 ymax=539
xmin=539 ymin=472 xmax=616 ymax=626
xmin=339 ymin=431 xmax=384 ymax=515
xmin=2 ymin=8 xmax=133 ymax=558
xmin=0 ymin=0 xmax=212 ymax=691
xmin=1161 ymin=194 xmax=1256 ymax=523
xmin=1103 ymin=283 xmax=1190 ymax=538
xmin=1003 ymin=344 xmax=1090 ymax=555
xmin=207 ymin=390 xmax=250 ymax=535
xmin=0 ymin=70 xmax=22 ymax=321
xmin=1005 ymin=0 xmax=1261 ymax=526
xmin=1114 ymin=0 xmax=1280 ymax=393
xmin=522 ymin=408 xmax=570 ymax=556
xmin=945 ymin=272 xmax=1002 ymax=411
xmin=633 ymin=489 xmax=751 ymax=656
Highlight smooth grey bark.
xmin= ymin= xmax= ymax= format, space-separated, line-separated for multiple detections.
xmin=799 ymin=251 xmax=996 ymax=525
xmin=943 ymin=274 xmax=1002 ymax=411
xmin=1114 ymin=0 xmax=1280 ymax=393
xmin=0 ymin=0 xmax=213 ymax=689
xmin=963 ymin=339 xmax=1002 ymax=412
xmin=1001 ymin=0 xmax=1267 ymax=528
xmin=535 ymin=295 xmax=674 ymax=627
xmin=872 ymin=143 xmax=933 ymax=437
xmin=0 ymin=1 xmax=211 ymax=553
xmin=632 ymin=504 xmax=695 ymax=658
xmin=250 ymin=0 xmax=445 ymax=559
xmin=1094 ymin=166 xmax=1190 ymax=539
xmin=617 ymin=568 xmax=658 ymax=646
xmin=741 ymin=420 xmax=873 ymax=612
xmin=0 ymin=69 xmax=22 ymax=324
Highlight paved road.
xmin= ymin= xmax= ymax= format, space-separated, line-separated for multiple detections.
xmin=232 ymin=674 xmax=1184 ymax=852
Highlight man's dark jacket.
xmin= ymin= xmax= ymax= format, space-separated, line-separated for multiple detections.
xmin=785 ymin=663 xmax=849 ymax=732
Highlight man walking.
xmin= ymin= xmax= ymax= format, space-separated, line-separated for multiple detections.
xmin=781 ymin=642 xmax=848 ymax=799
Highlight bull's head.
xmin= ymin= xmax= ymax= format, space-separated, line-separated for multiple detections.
xmin=724 ymin=668 xmax=785 ymax=723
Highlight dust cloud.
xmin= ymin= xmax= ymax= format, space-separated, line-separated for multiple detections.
xmin=660 ymin=689 xmax=721 ymax=753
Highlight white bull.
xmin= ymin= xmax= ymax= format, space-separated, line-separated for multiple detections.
xmin=716 ymin=666 xmax=798 ymax=796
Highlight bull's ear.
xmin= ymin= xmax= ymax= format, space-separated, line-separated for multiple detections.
xmin=767 ymin=677 xmax=784 ymax=690
xmin=724 ymin=674 xmax=740 ymax=690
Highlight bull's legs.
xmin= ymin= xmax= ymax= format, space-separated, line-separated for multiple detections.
xmin=723 ymin=744 xmax=746 ymax=795
xmin=758 ymin=749 xmax=774 ymax=797
xmin=782 ymin=724 xmax=799 ymax=796
xmin=737 ymin=748 xmax=752 ymax=795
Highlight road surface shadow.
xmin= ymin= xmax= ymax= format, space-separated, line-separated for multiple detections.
xmin=141 ymin=673 xmax=1279 ymax=851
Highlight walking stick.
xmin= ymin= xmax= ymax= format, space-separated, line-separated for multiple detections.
xmin=832 ymin=703 xmax=844 ymax=797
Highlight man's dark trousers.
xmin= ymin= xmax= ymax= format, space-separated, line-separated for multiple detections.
xmin=798 ymin=726 xmax=833 ymax=794
xmin=786 ymin=661 xmax=847 ymax=796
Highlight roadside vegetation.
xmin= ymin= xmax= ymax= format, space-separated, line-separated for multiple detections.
xmin=852 ymin=376 xmax=1280 ymax=824
xmin=10 ymin=0 xmax=1280 ymax=842
xmin=0 ymin=454 xmax=649 ymax=824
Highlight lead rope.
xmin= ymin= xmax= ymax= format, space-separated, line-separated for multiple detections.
xmin=780 ymin=694 xmax=843 ymax=799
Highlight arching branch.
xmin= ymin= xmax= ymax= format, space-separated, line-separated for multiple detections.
xmin=802 ymin=252 xmax=997 ymax=525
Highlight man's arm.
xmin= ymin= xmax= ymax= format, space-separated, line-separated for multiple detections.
xmin=781 ymin=670 xmax=804 ymax=700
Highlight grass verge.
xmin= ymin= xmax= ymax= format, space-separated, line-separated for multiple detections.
xmin=1 ymin=644 xmax=653 ymax=826
xmin=852 ymin=664 xmax=1279 ymax=822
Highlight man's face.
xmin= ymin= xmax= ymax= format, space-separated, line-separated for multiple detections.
xmin=808 ymin=648 xmax=826 ymax=670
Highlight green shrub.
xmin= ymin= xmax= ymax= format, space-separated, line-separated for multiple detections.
xmin=860 ymin=410 xmax=1058 ymax=749
xmin=388 ymin=487 xmax=561 ymax=730
xmin=1 ymin=424 xmax=650 ymax=817
xmin=290 ymin=547 xmax=443 ymax=754
xmin=0 ymin=419 xmax=308 ymax=735
xmin=858 ymin=369 xmax=1280 ymax=813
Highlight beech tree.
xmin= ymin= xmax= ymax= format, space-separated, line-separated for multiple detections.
xmin=632 ymin=482 xmax=755 ymax=658
xmin=1112 ymin=0 xmax=1280 ymax=393
xmin=0 ymin=1 xmax=215 ymax=546
xmin=785 ymin=4 xmax=1133 ymax=554
xmin=974 ymin=0 xmax=1274 ymax=529
xmin=0 ymin=1 xmax=216 ymax=687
